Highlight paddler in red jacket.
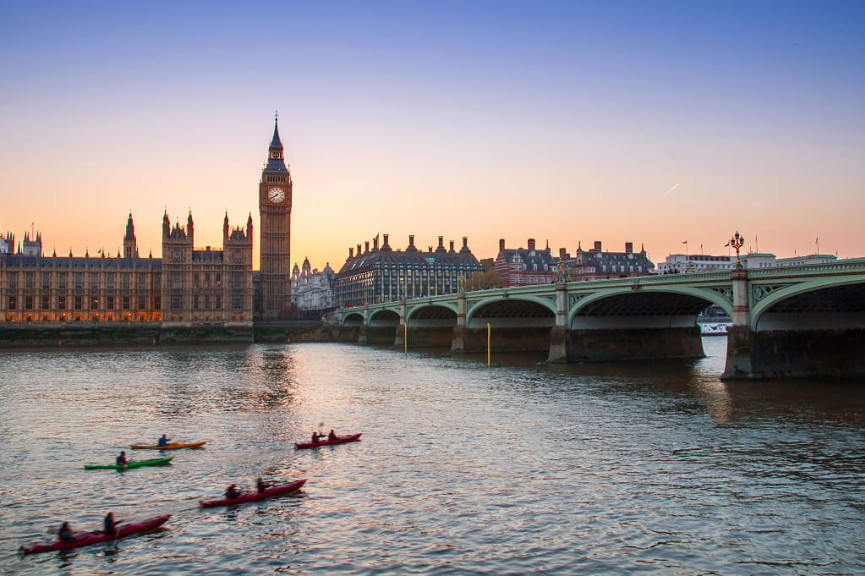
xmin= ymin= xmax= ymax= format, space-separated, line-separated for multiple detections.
xmin=58 ymin=522 xmax=75 ymax=543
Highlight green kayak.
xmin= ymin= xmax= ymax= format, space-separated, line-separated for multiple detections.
xmin=84 ymin=457 xmax=172 ymax=470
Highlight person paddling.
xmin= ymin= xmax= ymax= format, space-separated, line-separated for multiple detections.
xmin=327 ymin=429 xmax=338 ymax=441
xmin=103 ymin=513 xmax=119 ymax=536
xmin=115 ymin=451 xmax=128 ymax=467
xmin=58 ymin=522 xmax=75 ymax=544
xmin=311 ymin=431 xmax=324 ymax=444
xmin=256 ymin=478 xmax=271 ymax=493
xmin=225 ymin=484 xmax=242 ymax=499
xmin=157 ymin=434 xmax=171 ymax=447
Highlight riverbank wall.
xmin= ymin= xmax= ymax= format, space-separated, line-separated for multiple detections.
xmin=0 ymin=321 xmax=354 ymax=348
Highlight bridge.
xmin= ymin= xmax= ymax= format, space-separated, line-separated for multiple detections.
xmin=337 ymin=259 xmax=865 ymax=379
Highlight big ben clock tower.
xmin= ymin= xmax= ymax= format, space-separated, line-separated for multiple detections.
xmin=259 ymin=115 xmax=293 ymax=320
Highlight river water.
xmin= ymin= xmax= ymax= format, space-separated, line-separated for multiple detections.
xmin=0 ymin=338 xmax=863 ymax=575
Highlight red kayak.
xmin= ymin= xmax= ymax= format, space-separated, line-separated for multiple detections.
xmin=21 ymin=515 xmax=171 ymax=554
xmin=200 ymin=479 xmax=306 ymax=508
xmin=295 ymin=433 xmax=362 ymax=450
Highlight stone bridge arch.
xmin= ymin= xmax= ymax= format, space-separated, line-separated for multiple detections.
xmin=466 ymin=295 xmax=557 ymax=327
xmin=342 ymin=311 xmax=365 ymax=326
xmin=568 ymin=286 xmax=732 ymax=329
xmin=751 ymin=277 xmax=865 ymax=331
xmin=368 ymin=308 xmax=400 ymax=327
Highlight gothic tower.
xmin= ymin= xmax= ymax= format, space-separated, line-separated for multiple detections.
xmin=123 ymin=212 xmax=138 ymax=258
xmin=259 ymin=116 xmax=293 ymax=319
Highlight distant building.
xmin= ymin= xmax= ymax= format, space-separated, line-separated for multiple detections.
xmin=494 ymin=238 xmax=556 ymax=286
xmin=291 ymin=257 xmax=335 ymax=313
xmin=775 ymin=254 xmax=837 ymax=267
xmin=334 ymin=234 xmax=482 ymax=307
xmin=564 ymin=241 xmax=654 ymax=280
xmin=657 ymin=252 xmax=781 ymax=274
xmin=0 ymin=232 xmax=14 ymax=255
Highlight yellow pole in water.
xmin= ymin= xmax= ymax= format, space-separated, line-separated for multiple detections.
xmin=404 ymin=322 xmax=407 ymax=355
xmin=487 ymin=322 xmax=491 ymax=367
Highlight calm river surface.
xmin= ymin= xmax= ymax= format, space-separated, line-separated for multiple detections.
xmin=1 ymin=338 xmax=863 ymax=575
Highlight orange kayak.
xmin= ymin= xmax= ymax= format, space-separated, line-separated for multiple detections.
xmin=130 ymin=441 xmax=206 ymax=450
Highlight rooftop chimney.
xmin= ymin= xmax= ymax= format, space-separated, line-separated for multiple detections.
xmin=382 ymin=234 xmax=390 ymax=249
xmin=528 ymin=238 xmax=536 ymax=251
xmin=364 ymin=241 xmax=370 ymax=253
xmin=559 ymin=247 xmax=567 ymax=259
xmin=373 ymin=235 xmax=379 ymax=251
xmin=625 ymin=242 xmax=633 ymax=254
xmin=462 ymin=237 xmax=468 ymax=250
xmin=437 ymin=236 xmax=444 ymax=251
xmin=499 ymin=238 xmax=505 ymax=253
xmin=449 ymin=240 xmax=455 ymax=252
xmin=357 ymin=243 xmax=362 ymax=256
xmin=593 ymin=241 xmax=602 ymax=252
xmin=408 ymin=234 xmax=415 ymax=250
xmin=349 ymin=247 xmax=354 ymax=258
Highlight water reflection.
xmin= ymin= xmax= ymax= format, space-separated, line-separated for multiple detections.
xmin=1 ymin=342 xmax=864 ymax=575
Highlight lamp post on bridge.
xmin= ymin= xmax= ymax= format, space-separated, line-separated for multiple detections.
xmin=730 ymin=231 xmax=744 ymax=268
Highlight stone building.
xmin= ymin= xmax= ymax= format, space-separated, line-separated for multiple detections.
xmin=160 ymin=211 xmax=253 ymax=325
xmin=1 ymin=217 xmax=162 ymax=323
xmin=563 ymin=241 xmax=654 ymax=280
xmin=291 ymin=257 xmax=335 ymax=313
xmin=494 ymin=238 xmax=557 ymax=286
xmin=1 ymin=211 xmax=253 ymax=325
xmin=334 ymin=234 xmax=482 ymax=307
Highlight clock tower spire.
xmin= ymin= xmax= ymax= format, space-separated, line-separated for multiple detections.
xmin=259 ymin=115 xmax=293 ymax=320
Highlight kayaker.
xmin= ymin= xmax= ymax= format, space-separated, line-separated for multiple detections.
xmin=115 ymin=451 xmax=128 ymax=467
xmin=58 ymin=522 xmax=75 ymax=544
xmin=103 ymin=513 xmax=119 ymax=536
xmin=256 ymin=478 xmax=271 ymax=493
xmin=157 ymin=434 xmax=171 ymax=447
xmin=327 ymin=429 xmax=337 ymax=441
xmin=225 ymin=484 xmax=242 ymax=499
xmin=311 ymin=431 xmax=324 ymax=444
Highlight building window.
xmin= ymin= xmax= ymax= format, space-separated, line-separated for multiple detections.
xmin=123 ymin=296 xmax=130 ymax=310
xmin=173 ymin=250 xmax=181 ymax=261
xmin=26 ymin=273 xmax=34 ymax=289
xmin=194 ymin=295 xmax=199 ymax=309
xmin=107 ymin=274 xmax=115 ymax=289
xmin=25 ymin=296 xmax=33 ymax=310
xmin=9 ymin=273 xmax=17 ymax=290
xmin=215 ymin=273 xmax=222 ymax=286
xmin=232 ymin=273 xmax=242 ymax=289
xmin=153 ymin=296 xmax=161 ymax=311
xmin=215 ymin=295 xmax=221 ymax=309
xmin=75 ymin=273 xmax=83 ymax=289
xmin=58 ymin=275 xmax=66 ymax=289
xmin=42 ymin=273 xmax=50 ymax=290
xmin=89 ymin=275 xmax=98 ymax=291
xmin=107 ymin=295 xmax=114 ymax=309
xmin=205 ymin=294 xmax=210 ymax=309
xmin=171 ymin=295 xmax=182 ymax=310
xmin=90 ymin=296 xmax=98 ymax=309
xmin=8 ymin=296 xmax=17 ymax=310
xmin=232 ymin=293 xmax=242 ymax=309
xmin=42 ymin=295 xmax=49 ymax=309
xmin=172 ymin=272 xmax=182 ymax=289
xmin=122 ymin=274 xmax=130 ymax=289
xmin=138 ymin=296 xmax=145 ymax=309
xmin=74 ymin=296 xmax=82 ymax=310
xmin=58 ymin=296 xmax=66 ymax=310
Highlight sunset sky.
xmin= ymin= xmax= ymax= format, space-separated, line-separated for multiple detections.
xmin=1 ymin=1 xmax=864 ymax=270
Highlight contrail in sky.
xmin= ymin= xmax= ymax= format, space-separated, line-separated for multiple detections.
xmin=661 ymin=183 xmax=680 ymax=199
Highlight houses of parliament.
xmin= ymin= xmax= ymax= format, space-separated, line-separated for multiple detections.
xmin=0 ymin=121 xmax=292 ymax=325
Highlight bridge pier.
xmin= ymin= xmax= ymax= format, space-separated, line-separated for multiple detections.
xmin=393 ymin=301 xmax=406 ymax=348
xmin=450 ymin=292 xmax=467 ymax=353
xmin=547 ymin=283 xmax=569 ymax=363
xmin=564 ymin=326 xmax=704 ymax=362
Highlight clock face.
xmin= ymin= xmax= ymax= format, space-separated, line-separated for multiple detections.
xmin=268 ymin=187 xmax=285 ymax=204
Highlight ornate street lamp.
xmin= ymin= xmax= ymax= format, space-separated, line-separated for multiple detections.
xmin=730 ymin=231 xmax=744 ymax=268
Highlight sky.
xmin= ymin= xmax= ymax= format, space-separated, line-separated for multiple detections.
xmin=1 ymin=1 xmax=864 ymax=269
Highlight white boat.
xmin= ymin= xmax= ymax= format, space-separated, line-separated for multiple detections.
xmin=700 ymin=322 xmax=731 ymax=336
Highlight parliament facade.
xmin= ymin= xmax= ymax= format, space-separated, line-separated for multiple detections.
xmin=0 ymin=121 xmax=292 ymax=326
